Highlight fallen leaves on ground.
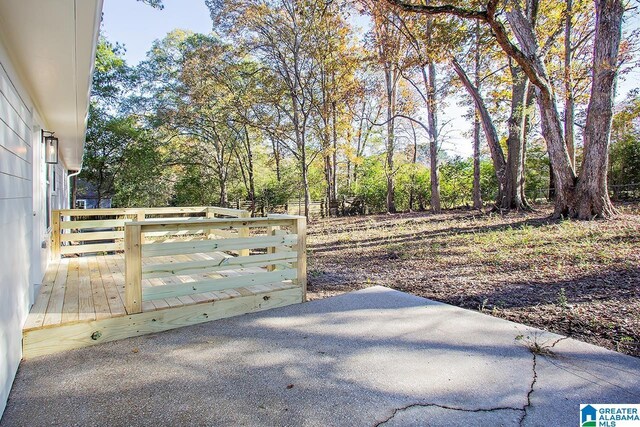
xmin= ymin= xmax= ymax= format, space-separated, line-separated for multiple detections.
xmin=306 ymin=203 xmax=640 ymax=357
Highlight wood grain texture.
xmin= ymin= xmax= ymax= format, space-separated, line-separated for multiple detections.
xmin=23 ymin=286 xmax=302 ymax=358
xmin=124 ymin=224 xmax=143 ymax=314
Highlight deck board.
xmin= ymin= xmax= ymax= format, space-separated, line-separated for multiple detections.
xmin=23 ymin=263 xmax=59 ymax=330
xmin=88 ymin=257 xmax=111 ymax=320
xmin=97 ymin=255 xmax=126 ymax=317
xmin=78 ymin=258 xmax=95 ymax=322
xmin=60 ymin=260 xmax=80 ymax=324
xmin=42 ymin=259 xmax=69 ymax=327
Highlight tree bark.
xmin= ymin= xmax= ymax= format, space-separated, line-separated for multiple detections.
xmin=331 ymin=99 xmax=339 ymax=211
xmin=571 ymin=0 xmax=622 ymax=219
xmin=424 ymin=63 xmax=441 ymax=213
xmin=564 ymin=0 xmax=576 ymax=169
xmin=501 ymin=6 xmax=576 ymax=216
xmin=472 ymin=20 xmax=482 ymax=210
xmin=503 ymin=65 xmax=530 ymax=210
xmin=244 ymin=126 xmax=256 ymax=214
xmin=384 ymin=65 xmax=397 ymax=213
xmin=424 ymin=17 xmax=441 ymax=214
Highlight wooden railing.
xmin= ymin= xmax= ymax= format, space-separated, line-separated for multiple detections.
xmin=51 ymin=206 xmax=250 ymax=259
xmin=124 ymin=214 xmax=307 ymax=314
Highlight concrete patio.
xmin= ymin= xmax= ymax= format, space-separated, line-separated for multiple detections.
xmin=2 ymin=286 xmax=639 ymax=426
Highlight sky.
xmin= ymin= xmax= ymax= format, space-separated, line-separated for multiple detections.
xmin=101 ymin=0 xmax=639 ymax=159
xmin=102 ymin=0 xmax=212 ymax=63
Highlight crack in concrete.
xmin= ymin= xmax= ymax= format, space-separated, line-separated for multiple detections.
xmin=518 ymin=351 xmax=538 ymax=426
xmin=374 ymin=337 xmax=562 ymax=427
xmin=372 ymin=402 xmax=525 ymax=427
xmin=550 ymin=337 xmax=569 ymax=349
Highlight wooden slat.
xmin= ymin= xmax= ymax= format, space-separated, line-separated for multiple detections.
xmin=140 ymin=207 xmax=207 ymax=215
xmin=97 ymin=255 xmax=126 ymax=317
xmin=88 ymin=257 xmax=112 ymax=320
xmin=56 ymin=208 xmax=139 ymax=216
xmin=77 ymin=258 xmax=95 ymax=322
xmin=142 ymin=251 xmax=296 ymax=279
xmin=125 ymin=224 xmax=143 ymax=314
xmin=144 ymin=229 xmax=208 ymax=237
xmin=61 ymin=231 xmax=123 ymax=242
xmin=61 ymin=259 xmax=80 ymax=324
xmin=51 ymin=211 xmax=61 ymax=260
xmin=61 ymin=219 xmax=129 ymax=229
xmin=238 ymin=211 xmax=251 ymax=257
xmin=209 ymin=229 xmax=237 ymax=238
xmin=42 ymin=259 xmax=69 ymax=327
xmin=142 ymin=269 xmax=297 ymax=301
xmin=56 ymin=207 xmax=208 ymax=216
xmin=135 ymin=217 xmax=295 ymax=232
xmin=108 ymin=256 xmax=128 ymax=311
xmin=23 ymin=263 xmax=60 ymax=330
xmin=142 ymin=234 xmax=297 ymax=257
xmin=150 ymin=236 xmax=209 ymax=244
xmin=207 ymin=206 xmax=249 ymax=217
xmin=266 ymin=226 xmax=279 ymax=271
xmin=161 ymin=254 xmax=198 ymax=307
xmin=61 ymin=242 xmax=123 ymax=255
xmin=294 ymin=217 xmax=307 ymax=301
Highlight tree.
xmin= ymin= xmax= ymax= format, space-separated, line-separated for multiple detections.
xmin=208 ymin=0 xmax=333 ymax=218
xmin=609 ymin=94 xmax=640 ymax=188
xmin=82 ymin=38 xmax=154 ymax=206
xmin=386 ymin=0 xmax=625 ymax=219
xmin=364 ymin=0 xmax=409 ymax=213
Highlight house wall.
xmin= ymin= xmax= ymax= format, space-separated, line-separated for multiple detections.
xmin=0 ymin=37 xmax=70 ymax=416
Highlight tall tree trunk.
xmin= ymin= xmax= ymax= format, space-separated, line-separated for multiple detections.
xmin=245 ymin=126 xmax=256 ymax=215
xmin=572 ymin=0 xmax=622 ymax=219
xmin=501 ymin=8 xmax=576 ymax=216
xmin=290 ymin=89 xmax=309 ymax=218
xmin=409 ymin=122 xmax=418 ymax=211
xmin=331 ymin=99 xmax=339 ymax=214
xmin=472 ymin=20 xmax=482 ymax=210
xmin=452 ymin=58 xmax=507 ymax=206
xmin=219 ymin=174 xmax=227 ymax=207
xmin=472 ymin=111 xmax=482 ymax=209
xmin=271 ymin=138 xmax=281 ymax=183
xmin=423 ymin=62 xmax=441 ymax=213
xmin=384 ymin=66 xmax=397 ymax=213
xmin=564 ymin=0 xmax=575 ymax=169
xmin=321 ymin=73 xmax=334 ymax=217
xmin=503 ymin=65 xmax=530 ymax=210
xmin=522 ymin=85 xmax=536 ymax=203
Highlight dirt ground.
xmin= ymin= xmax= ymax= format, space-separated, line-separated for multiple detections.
xmin=306 ymin=203 xmax=640 ymax=357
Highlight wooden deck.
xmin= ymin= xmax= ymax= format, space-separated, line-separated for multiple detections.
xmin=25 ymin=252 xmax=299 ymax=330
xmin=23 ymin=207 xmax=307 ymax=358
xmin=23 ymin=253 xmax=302 ymax=358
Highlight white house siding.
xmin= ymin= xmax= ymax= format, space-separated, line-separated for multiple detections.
xmin=0 ymin=39 xmax=70 ymax=416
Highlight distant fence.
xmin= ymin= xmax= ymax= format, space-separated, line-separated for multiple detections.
xmin=230 ymin=197 xmax=368 ymax=218
xmin=229 ymin=199 xmax=325 ymax=218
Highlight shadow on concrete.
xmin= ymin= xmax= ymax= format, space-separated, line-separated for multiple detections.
xmin=2 ymin=287 xmax=639 ymax=426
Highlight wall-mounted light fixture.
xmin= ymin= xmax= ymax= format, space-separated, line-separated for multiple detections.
xmin=42 ymin=130 xmax=59 ymax=164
